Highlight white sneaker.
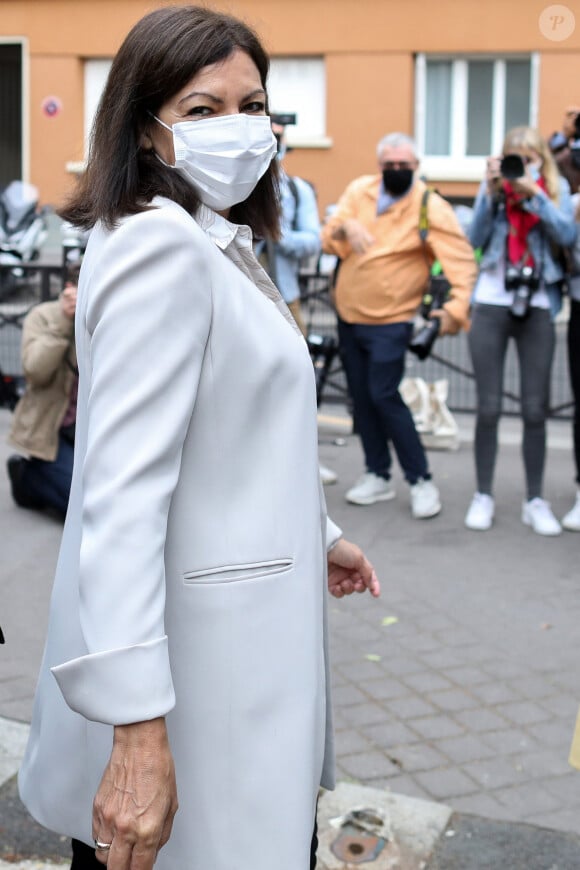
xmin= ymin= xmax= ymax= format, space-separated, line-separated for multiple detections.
xmin=522 ymin=498 xmax=562 ymax=536
xmin=562 ymin=492 xmax=580 ymax=531
xmin=346 ymin=472 xmax=395 ymax=505
xmin=465 ymin=492 xmax=494 ymax=531
xmin=319 ymin=464 xmax=338 ymax=486
xmin=410 ymin=478 xmax=441 ymax=519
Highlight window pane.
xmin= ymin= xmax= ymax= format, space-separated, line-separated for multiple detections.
xmin=466 ymin=61 xmax=493 ymax=156
xmin=425 ymin=61 xmax=452 ymax=155
xmin=504 ymin=60 xmax=530 ymax=133
xmin=268 ymin=57 xmax=326 ymax=141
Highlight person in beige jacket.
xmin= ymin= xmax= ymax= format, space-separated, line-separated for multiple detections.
xmin=6 ymin=272 xmax=78 ymax=518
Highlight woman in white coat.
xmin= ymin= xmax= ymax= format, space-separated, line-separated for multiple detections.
xmin=18 ymin=7 xmax=379 ymax=870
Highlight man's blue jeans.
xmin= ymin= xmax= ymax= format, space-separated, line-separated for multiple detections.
xmin=21 ymin=433 xmax=73 ymax=517
xmin=338 ymin=319 xmax=430 ymax=485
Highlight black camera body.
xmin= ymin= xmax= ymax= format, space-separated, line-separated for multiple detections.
xmin=500 ymin=153 xmax=525 ymax=180
xmin=270 ymin=112 xmax=297 ymax=127
xmin=505 ymin=264 xmax=540 ymax=319
xmin=408 ymin=274 xmax=450 ymax=360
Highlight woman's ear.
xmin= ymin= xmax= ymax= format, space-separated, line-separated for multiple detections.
xmin=140 ymin=130 xmax=153 ymax=150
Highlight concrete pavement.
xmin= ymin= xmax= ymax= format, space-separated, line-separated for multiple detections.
xmin=1 ymin=404 xmax=580 ymax=867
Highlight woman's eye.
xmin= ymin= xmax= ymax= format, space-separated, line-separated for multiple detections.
xmin=185 ymin=106 xmax=212 ymax=117
xmin=243 ymin=101 xmax=266 ymax=114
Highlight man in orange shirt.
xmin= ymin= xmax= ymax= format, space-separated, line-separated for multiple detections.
xmin=321 ymin=132 xmax=476 ymax=519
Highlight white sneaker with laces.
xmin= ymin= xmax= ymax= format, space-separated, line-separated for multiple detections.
xmin=522 ymin=498 xmax=562 ymax=536
xmin=410 ymin=478 xmax=441 ymax=519
xmin=346 ymin=472 xmax=395 ymax=505
xmin=562 ymin=491 xmax=580 ymax=531
xmin=319 ymin=464 xmax=338 ymax=486
xmin=465 ymin=492 xmax=494 ymax=531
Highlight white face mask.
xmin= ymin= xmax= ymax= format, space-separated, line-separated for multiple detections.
xmin=153 ymin=113 xmax=277 ymax=211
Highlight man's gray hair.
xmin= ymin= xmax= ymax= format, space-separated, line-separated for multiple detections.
xmin=376 ymin=132 xmax=420 ymax=161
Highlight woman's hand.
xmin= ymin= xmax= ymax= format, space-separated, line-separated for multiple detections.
xmin=485 ymin=156 xmax=502 ymax=196
xmin=510 ymin=170 xmax=542 ymax=201
xmin=92 ymin=717 xmax=178 ymax=869
xmin=328 ymin=538 xmax=380 ymax=599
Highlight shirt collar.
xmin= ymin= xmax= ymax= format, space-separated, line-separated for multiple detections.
xmin=195 ymin=203 xmax=253 ymax=251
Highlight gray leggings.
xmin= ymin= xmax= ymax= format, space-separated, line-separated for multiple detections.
xmin=468 ymin=304 xmax=555 ymax=500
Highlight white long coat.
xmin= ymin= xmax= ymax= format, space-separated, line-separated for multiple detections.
xmin=18 ymin=199 xmax=339 ymax=869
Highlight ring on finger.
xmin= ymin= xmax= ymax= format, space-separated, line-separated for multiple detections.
xmin=94 ymin=839 xmax=112 ymax=851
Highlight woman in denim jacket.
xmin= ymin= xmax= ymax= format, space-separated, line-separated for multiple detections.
xmin=465 ymin=126 xmax=576 ymax=535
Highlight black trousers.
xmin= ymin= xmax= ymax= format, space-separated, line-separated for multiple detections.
xmin=71 ymin=820 xmax=319 ymax=868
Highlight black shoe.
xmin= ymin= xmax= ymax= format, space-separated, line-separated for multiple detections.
xmin=6 ymin=454 xmax=45 ymax=510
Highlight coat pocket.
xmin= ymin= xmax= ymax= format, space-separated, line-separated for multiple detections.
xmin=183 ymin=558 xmax=294 ymax=585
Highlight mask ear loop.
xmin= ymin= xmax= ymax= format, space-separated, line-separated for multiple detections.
xmin=144 ymin=111 xmax=176 ymax=168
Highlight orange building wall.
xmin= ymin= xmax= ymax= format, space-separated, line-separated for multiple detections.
xmin=1 ymin=0 xmax=580 ymax=208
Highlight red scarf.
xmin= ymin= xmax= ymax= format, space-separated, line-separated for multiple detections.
xmin=503 ymin=177 xmax=546 ymax=267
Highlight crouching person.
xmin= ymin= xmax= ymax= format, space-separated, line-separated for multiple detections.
xmin=6 ymin=267 xmax=78 ymax=519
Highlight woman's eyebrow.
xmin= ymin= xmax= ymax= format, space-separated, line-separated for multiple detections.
xmin=177 ymin=88 xmax=265 ymax=106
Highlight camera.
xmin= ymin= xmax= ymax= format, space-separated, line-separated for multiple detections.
xmin=270 ymin=112 xmax=297 ymax=127
xmin=408 ymin=273 xmax=450 ymax=360
xmin=505 ymin=264 xmax=539 ymax=319
xmin=500 ymin=153 xmax=525 ymax=180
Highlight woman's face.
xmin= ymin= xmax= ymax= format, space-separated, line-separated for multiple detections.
xmin=145 ymin=48 xmax=267 ymax=164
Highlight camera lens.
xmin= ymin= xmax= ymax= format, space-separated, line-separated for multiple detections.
xmin=500 ymin=154 xmax=525 ymax=180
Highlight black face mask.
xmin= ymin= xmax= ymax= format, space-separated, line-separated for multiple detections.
xmin=382 ymin=168 xmax=413 ymax=196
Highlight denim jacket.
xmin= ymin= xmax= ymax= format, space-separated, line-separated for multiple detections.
xmin=469 ymin=176 xmax=576 ymax=315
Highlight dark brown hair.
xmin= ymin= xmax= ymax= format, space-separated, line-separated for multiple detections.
xmin=60 ymin=5 xmax=280 ymax=238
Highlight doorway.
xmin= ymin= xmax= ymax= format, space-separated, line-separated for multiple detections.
xmin=0 ymin=43 xmax=23 ymax=186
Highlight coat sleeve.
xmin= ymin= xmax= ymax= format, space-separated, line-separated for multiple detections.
xmin=277 ymin=177 xmax=321 ymax=260
xmin=523 ymin=176 xmax=577 ymax=248
xmin=21 ymin=302 xmax=75 ymax=387
xmin=51 ymin=207 xmax=213 ymax=725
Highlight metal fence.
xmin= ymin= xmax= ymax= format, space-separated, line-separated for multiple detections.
xmin=0 ymin=265 xmax=574 ymax=420
xmin=300 ymin=272 xmax=574 ymax=419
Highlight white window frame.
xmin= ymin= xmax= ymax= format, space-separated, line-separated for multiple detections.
xmin=415 ymin=52 xmax=539 ymax=182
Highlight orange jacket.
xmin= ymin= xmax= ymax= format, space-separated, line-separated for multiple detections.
xmin=321 ymin=175 xmax=477 ymax=327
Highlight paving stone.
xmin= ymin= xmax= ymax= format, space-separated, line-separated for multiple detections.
xmin=455 ymin=708 xmax=510 ymax=732
xmin=339 ymin=751 xmax=402 ymax=781
xmin=402 ymin=671 xmax=455 ymax=694
xmin=525 ymin=806 xmax=580 ymax=835
xmin=385 ymin=694 xmax=437 ymax=719
xmin=442 ymin=666 xmax=491 ymax=687
xmin=357 ymin=677 xmax=410 ymax=702
xmin=414 ymin=767 xmax=479 ymax=800
xmin=434 ymin=733 xmax=498 ymax=765
xmin=410 ymin=714 xmax=465 ymax=740
xmin=334 ymin=728 xmax=372 ymax=757
xmin=362 ymin=719 xmax=423 ymax=749
xmin=339 ymin=702 xmax=390 ymax=728
xmin=494 ymin=700 xmax=553 ymax=727
xmin=505 ymin=676 xmax=562 ymax=701
xmin=470 ymin=681 xmax=524 ymax=705
xmin=387 ymin=742 xmax=448 ymax=773
xmin=493 ymin=782 xmax=563 ymax=818
xmin=451 ymin=791 xmax=510 ymax=820
xmin=331 ymin=683 xmax=370 ymax=707
xmin=462 ymin=757 xmax=528 ymax=790
xmin=480 ymin=728 xmax=537 ymax=756
xmin=510 ymin=748 xmax=573 ymax=780
xmin=426 ymin=688 xmax=480 ymax=713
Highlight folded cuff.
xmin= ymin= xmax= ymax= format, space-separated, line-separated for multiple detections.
xmin=51 ymin=636 xmax=175 ymax=725
xmin=326 ymin=516 xmax=342 ymax=551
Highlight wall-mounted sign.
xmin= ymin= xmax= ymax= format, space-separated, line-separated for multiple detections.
xmin=41 ymin=96 xmax=62 ymax=118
